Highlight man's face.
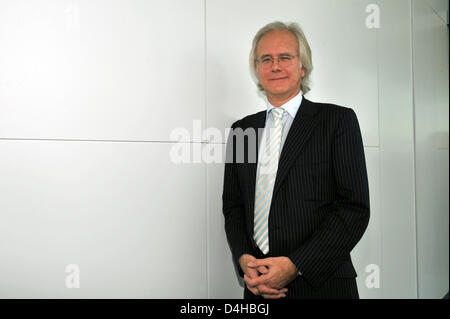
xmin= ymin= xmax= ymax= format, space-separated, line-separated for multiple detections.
xmin=256 ymin=29 xmax=305 ymax=102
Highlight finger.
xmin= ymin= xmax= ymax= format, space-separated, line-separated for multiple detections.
xmin=256 ymin=284 xmax=284 ymax=295
xmin=245 ymin=275 xmax=284 ymax=296
xmin=245 ymin=274 xmax=270 ymax=287
xmin=246 ymin=267 xmax=259 ymax=278
xmin=262 ymin=294 xmax=286 ymax=299
xmin=257 ymin=266 xmax=269 ymax=275
xmin=247 ymin=286 xmax=260 ymax=296
xmin=244 ymin=274 xmax=271 ymax=291
xmin=247 ymin=258 xmax=272 ymax=269
xmin=267 ymin=287 xmax=288 ymax=294
xmin=244 ymin=274 xmax=261 ymax=288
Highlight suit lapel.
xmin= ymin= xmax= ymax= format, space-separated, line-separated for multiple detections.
xmin=272 ymin=98 xmax=321 ymax=198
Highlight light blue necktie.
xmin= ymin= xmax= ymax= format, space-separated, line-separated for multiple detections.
xmin=253 ymin=107 xmax=284 ymax=254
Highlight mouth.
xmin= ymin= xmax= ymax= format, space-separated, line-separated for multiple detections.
xmin=269 ymin=77 xmax=288 ymax=81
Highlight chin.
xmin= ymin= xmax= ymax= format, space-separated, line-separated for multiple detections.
xmin=266 ymin=87 xmax=289 ymax=95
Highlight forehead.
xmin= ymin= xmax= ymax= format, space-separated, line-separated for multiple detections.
xmin=256 ymin=29 xmax=298 ymax=56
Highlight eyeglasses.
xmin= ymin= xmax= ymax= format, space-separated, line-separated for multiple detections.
xmin=256 ymin=54 xmax=298 ymax=69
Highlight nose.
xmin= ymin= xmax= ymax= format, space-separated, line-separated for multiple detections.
xmin=271 ymin=58 xmax=282 ymax=72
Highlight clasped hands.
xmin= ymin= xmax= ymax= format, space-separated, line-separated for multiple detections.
xmin=239 ymin=254 xmax=298 ymax=299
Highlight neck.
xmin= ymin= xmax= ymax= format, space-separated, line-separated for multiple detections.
xmin=266 ymin=88 xmax=301 ymax=107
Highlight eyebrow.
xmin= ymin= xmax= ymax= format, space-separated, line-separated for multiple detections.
xmin=259 ymin=53 xmax=293 ymax=59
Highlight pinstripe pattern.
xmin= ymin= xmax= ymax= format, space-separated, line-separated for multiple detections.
xmin=223 ymin=98 xmax=370 ymax=299
xmin=253 ymin=107 xmax=284 ymax=254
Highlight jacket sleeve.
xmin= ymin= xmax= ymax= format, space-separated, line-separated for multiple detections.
xmin=222 ymin=121 xmax=254 ymax=276
xmin=288 ymin=108 xmax=370 ymax=290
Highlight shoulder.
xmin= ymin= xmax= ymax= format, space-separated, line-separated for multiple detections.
xmin=230 ymin=110 xmax=266 ymax=130
xmin=306 ymin=98 xmax=355 ymax=117
xmin=303 ymin=98 xmax=359 ymax=127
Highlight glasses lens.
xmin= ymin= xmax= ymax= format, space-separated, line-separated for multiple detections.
xmin=279 ymin=56 xmax=293 ymax=67
xmin=258 ymin=55 xmax=295 ymax=69
xmin=260 ymin=58 xmax=272 ymax=68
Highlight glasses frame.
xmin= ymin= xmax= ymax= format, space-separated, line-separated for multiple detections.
xmin=256 ymin=54 xmax=299 ymax=70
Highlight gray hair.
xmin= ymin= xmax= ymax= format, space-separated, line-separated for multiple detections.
xmin=249 ymin=21 xmax=313 ymax=95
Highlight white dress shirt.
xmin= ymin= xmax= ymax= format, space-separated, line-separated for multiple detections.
xmin=255 ymin=91 xmax=303 ymax=179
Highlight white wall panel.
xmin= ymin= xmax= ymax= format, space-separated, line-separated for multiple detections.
xmin=425 ymin=0 xmax=449 ymax=24
xmin=0 ymin=140 xmax=207 ymax=298
xmin=353 ymin=148 xmax=382 ymax=299
xmin=412 ymin=0 xmax=449 ymax=299
xmin=206 ymin=0 xmax=379 ymax=146
xmin=207 ymin=159 xmax=243 ymax=299
xmin=0 ymin=0 xmax=205 ymax=142
xmin=378 ymin=0 xmax=417 ymax=298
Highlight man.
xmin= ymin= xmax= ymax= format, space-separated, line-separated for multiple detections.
xmin=222 ymin=21 xmax=370 ymax=299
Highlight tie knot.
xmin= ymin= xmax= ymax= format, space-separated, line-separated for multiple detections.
xmin=272 ymin=107 xmax=284 ymax=120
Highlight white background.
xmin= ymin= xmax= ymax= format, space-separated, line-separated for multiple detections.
xmin=0 ymin=0 xmax=448 ymax=298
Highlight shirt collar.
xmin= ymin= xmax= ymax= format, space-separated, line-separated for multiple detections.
xmin=265 ymin=90 xmax=303 ymax=119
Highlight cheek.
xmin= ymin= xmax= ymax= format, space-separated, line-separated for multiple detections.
xmin=258 ymin=71 xmax=271 ymax=85
xmin=290 ymin=70 xmax=303 ymax=84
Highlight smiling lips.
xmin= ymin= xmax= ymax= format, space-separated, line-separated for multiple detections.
xmin=269 ymin=77 xmax=288 ymax=81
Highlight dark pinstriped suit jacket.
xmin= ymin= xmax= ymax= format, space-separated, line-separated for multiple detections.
xmin=222 ymin=97 xmax=370 ymax=299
